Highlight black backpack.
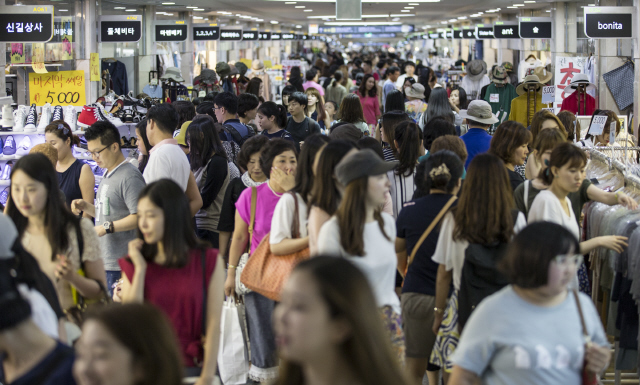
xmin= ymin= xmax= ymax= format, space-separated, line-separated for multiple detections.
xmin=222 ymin=123 xmax=254 ymax=147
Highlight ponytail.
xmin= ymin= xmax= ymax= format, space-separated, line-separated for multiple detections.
xmin=539 ymin=142 xmax=587 ymax=185
xmin=332 ymin=70 xmax=343 ymax=88
xmin=71 ymin=134 xmax=81 ymax=147
xmin=394 ymin=121 xmax=421 ymax=176
xmin=258 ymin=101 xmax=288 ymax=129
xmin=275 ymin=104 xmax=288 ymax=128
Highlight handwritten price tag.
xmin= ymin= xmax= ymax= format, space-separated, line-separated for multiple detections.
xmin=29 ymin=70 xmax=87 ymax=107
xmin=542 ymin=86 xmax=555 ymax=104
xmin=588 ymin=115 xmax=607 ymax=136
xmin=90 ymin=53 xmax=100 ymax=81
xmin=31 ymin=62 xmax=47 ymax=74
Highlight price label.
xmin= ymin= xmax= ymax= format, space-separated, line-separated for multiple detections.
xmin=31 ymin=61 xmax=47 ymax=73
xmin=588 ymin=115 xmax=607 ymax=136
xmin=29 ymin=70 xmax=86 ymax=106
xmin=90 ymin=52 xmax=100 ymax=81
xmin=490 ymin=94 xmax=499 ymax=103
xmin=542 ymin=85 xmax=555 ymax=104
xmin=609 ymin=121 xmax=616 ymax=144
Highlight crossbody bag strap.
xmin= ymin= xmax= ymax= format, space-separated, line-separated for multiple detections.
xmin=247 ymin=186 xmax=257 ymax=252
xmin=407 ymin=196 xmax=457 ymax=267
xmin=524 ymin=180 xmax=530 ymax=214
xmin=201 ymin=249 xmax=207 ymax=338
xmin=572 ymin=289 xmax=590 ymax=340
xmin=289 ymin=192 xmax=301 ymax=239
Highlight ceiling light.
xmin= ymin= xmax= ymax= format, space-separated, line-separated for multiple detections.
xmin=186 ymin=6 xmax=198 ymax=8
xmin=392 ymin=17 xmax=400 ymax=21
xmin=404 ymin=6 xmax=414 ymax=9
xmin=114 ymin=6 xmax=126 ymax=9
xmin=524 ymin=1 xmax=535 ymax=2
xmin=217 ymin=11 xmax=231 ymax=14
xmin=270 ymin=20 xmax=279 ymax=24
xmin=304 ymin=9 xmax=312 ymax=11
xmin=545 ymin=9 xmax=551 ymax=12
xmin=194 ymin=8 xmax=205 ymax=11
xmin=448 ymin=18 xmax=456 ymax=22
xmin=457 ymin=16 xmax=467 ymax=19
xmin=125 ymin=9 xmax=136 ymax=11
xmin=390 ymin=14 xmax=414 ymax=16
xmin=59 ymin=8 xmax=68 ymax=11
xmin=285 ymin=1 xmax=296 ymax=3
xmin=324 ymin=21 xmax=401 ymax=25
xmin=164 ymin=12 xmax=174 ymax=15
xmin=295 ymin=25 xmax=302 ymax=28
xmin=514 ymin=4 xmax=524 ymax=6
xmin=401 ymin=10 xmax=410 ymax=12
xmin=295 ymin=5 xmax=305 ymax=8
xmin=268 ymin=0 xmax=440 ymax=2
xmin=193 ymin=16 xmax=203 ymax=19
xmin=161 ymin=2 xmax=175 ymax=4
xmin=507 ymin=6 xmax=517 ymax=8
xmin=440 ymin=21 xmax=447 ymax=24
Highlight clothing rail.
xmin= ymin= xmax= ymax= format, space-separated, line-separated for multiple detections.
xmin=625 ymin=174 xmax=640 ymax=191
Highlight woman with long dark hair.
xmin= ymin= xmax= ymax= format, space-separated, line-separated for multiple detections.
xmin=273 ymin=257 xmax=412 ymax=385
xmin=6 ymin=154 xmax=106 ymax=312
xmin=317 ymin=149 xmax=405 ymax=363
xmin=357 ymin=74 xmax=381 ymax=126
xmin=387 ymin=121 xmax=421 ymax=218
xmin=187 ymin=115 xmax=230 ymax=249
xmin=257 ymin=101 xmax=295 ymax=141
xmin=488 ymin=121 xmax=532 ymax=191
xmin=430 ymin=154 xmax=527 ymax=380
xmin=74 ymin=304 xmax=184 ymax=385
xmin=305 ymin=88 xmax=330 ymax=132
xmin=119 ymin=179 xmax=225 ymax=383
xmin=325 ymin=70 xmax=348 ymax=108
xmin=246 ymin=77 xmax=264 ymax=98
xmin=288 ymin=66 xmax=304 ymax=92
xmin=336 ymin=94 xmax=369 ymax=135
xmin=135 ymin=119 xmax=153 ymax=174
xmin=420 ymin=88 xmax=460 ymax=129
xmin=307 ymin=140 xmax=357 ymax=255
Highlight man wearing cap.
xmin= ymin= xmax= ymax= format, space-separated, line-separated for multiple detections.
xmin=560 ymin=73 xmax=596 ymax=116
xmin=459 ymin=100 xmax=499 ymax=168
xmin=483 ymin=66 xmax=518 ymax=133
xmin=460 ymin=60 xmax=491 ymax=100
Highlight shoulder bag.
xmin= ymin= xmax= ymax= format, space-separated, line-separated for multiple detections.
xmin=574 ymin=290 xmax=600 ymax=385
xmin=235 ymin=187 xmax=257 ymax=296
xmin=240 ymin=192 xmax=310 ymax=301
xmin=403 ymin=196 xmax=457 ymax=278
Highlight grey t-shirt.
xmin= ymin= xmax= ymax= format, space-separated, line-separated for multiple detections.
xmin=452 ymin=286 xmax=608 ymax=385
xmin=95 ymin=162 xmax=146 ymax=271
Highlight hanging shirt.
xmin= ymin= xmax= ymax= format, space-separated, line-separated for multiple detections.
xmin=508 ymin=92 xmax=544 ymax=127
xmin=143 ymin=84 xmax=163 ymax=99
xmin=460 ymin=75 xmax=491 ymax=100
xmin=101 ymin=60 xmax=129 ymax=95
xmin=560 ymin=92 xmax=596 ymax=116
xmin=483 ymin=83 xmax=518 ymax=128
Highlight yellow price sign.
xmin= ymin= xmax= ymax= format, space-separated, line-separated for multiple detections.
xmin=29 ymin=70 xmax=86 ymax=107
xmin=32 ymin=62 xmax=47 ymax=74
xmin=90 ymin=53 xmax=100 ymax=81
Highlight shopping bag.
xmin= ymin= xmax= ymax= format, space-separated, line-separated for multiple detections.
xmin=217 ymin=298 xmax=249 ymax=385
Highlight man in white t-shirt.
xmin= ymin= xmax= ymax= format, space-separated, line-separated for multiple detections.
xmin=395 ymin=61 xmax=419 ymax=90
xmin=144 ymin=103 xmax=202 ymax=216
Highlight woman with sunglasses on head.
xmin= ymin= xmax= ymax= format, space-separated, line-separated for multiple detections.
xmin=450 ymin=222 xmax=611 ymax=385
xmin=119 ymin=179 xmax=225 ymax=385
xmin=6 ymin=154 xmax=106 ymax=322
xmin=44 ymin=120 xmax=95 ymax=216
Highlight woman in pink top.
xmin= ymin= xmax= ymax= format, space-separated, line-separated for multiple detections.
xmin=224 ymin=138 xmax=298 ymax=382
xmin=358 ymin=74 xmax=381 ymax=126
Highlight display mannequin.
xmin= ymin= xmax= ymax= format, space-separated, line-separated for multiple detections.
xmin=248 ymin=60 xmax=272 ymax=101
xmin=484 ymin=66 xmax=517 ymax=132
xmin=508 ymin=75 xmax=544 ymax=127
xmin=518 ymin=54 xmax=543 ymax=83
xmin=560 ymin=74 xmax=596 ymax=116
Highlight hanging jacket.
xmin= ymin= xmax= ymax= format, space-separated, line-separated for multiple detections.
xmin=508 ymin=92 xmax=543 ymax=127
xmin=560 ymin=91 xmax=596 ymax=116
xmin=484 ymin=83 xmax=518 ymax=128
xmin=101 ymin=60 xmax=128 ymax=96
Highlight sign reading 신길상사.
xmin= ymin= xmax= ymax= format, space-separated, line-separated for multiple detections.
xmin=29 ymin=70 xmax=86 ymax=107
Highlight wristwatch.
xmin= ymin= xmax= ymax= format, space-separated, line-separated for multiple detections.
xmin=103 ymin=221 xmax=114 ymax=234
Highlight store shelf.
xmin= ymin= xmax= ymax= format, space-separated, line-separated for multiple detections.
xmin=0 ymin=131 xmax=41 ymax=136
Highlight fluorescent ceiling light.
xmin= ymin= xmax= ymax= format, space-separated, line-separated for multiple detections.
xmin=269 ymin=0 xmax=439 ymax=2
xmin=390 ymin=14 xmax=415 ymax=17
xmin=125 ymin=9 xmax=136 ymax=11
xmin=404 ymin=6 xmax=414 ymax=9
xmin=392 ymin=17 xmax=400 ymax=21
xmin=401 ymin=10 xmax=410 ymax=12
xmin=193 ymin=16 xmax=203 ymax=19
xmin=114 ymin=6 xmax=126 ymax=9
xmin=257 ymin=19 xmax=264 ymax=21
xmin=524 ymin=0 xmax=535 ymax=2
xmin=295 ymin=5 xmax=305 ymax=8
xmin=270 ymin=20 xmax=279 ymax=24
xmin=448 ymin=18 xmax=456 ymax=22
xmin=217 ymin=11 xmax=231 ymax=14
xmin=161 ymin=2 xmax=175 ymax=4
xmin=304 ymin=9 xmax=312 ymax=11
xmin=440 ymin=21 xmax=447 ymax=24
xmin=457 ymin=16 xmax=467 ymax=19
xmin=514 ymin=4 xmax=524 ymax=6
xmin=194 ymin=8 xmax=205 ymax=11
xmin=507 ymin=6 xmax=517 ymax=8
xmin=285 ymin=1 xmax=296 ymax=3
xmin=186 ymin=6 xmax=198 ymax=8
xmin=324 ymin=21 xmax=401 ymax=25
xmin=59 ymin=9 xmax=68 ymax=11
xmin=295 ymin=25 xmax=302 ymax=28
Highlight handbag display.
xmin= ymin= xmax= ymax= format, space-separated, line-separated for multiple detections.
xmin=235 ymin=187 xmax=257 ymax=296
xmin=240 ymin=192 xmax=310 ymax=301
xmin=573 ymin=290 xmax=599 ymax=385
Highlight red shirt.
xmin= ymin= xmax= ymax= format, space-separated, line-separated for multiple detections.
xmin=357 ymin=91 xmax=381 ymax=125
xmin=560 ymin=91 xmax=596 ymax=116
xmin=119 ymin=248 xmax=218 ymax=367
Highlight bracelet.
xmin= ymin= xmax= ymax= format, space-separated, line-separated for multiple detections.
xmin=615 ymin=191 xmax=621 ymax=200
xmin=434 ymin=307 xmax=445 ymax=315
xmin=227 ymin=264 xmax=237 ymax=269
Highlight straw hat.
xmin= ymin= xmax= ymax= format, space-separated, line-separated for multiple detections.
xmin=533 ymin=66 xmax=553 ymax=84
xmin=404 ymin=83 xmax=426 ymax=99
xmin=516 ymin=75 xmax=544 ymax=95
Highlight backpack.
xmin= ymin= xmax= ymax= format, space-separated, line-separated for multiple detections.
xmin=222 ymin=123 xmax=254 ymax=147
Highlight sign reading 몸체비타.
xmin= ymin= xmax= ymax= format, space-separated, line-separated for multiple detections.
xmin=155 ymin=23 xmax=188 ymax=42
xmin=220 ymin=29 xmax=242 ymax=41
xmin=193 ymin=25 xmax=219 ymax=41
xmin=0 ymin=6 xmax=53 ymax=43
xmin=493 ymin=22 xmax=519 ymax=39
xmin=519 ymin=17 xmax=552 ymax=39
xmin=99 ymin=16 xmax=142 ymax=43
xmin=584 ymin=7 xmax=634 ymax=39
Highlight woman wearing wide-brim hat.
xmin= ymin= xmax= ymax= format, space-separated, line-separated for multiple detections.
xmin=560 ymin=73 xmax=597 ymax=116
xmin=509 ymin=75 xmax=545 ymax=127
xmin=404 ymin=83 xmax=427 ymax=122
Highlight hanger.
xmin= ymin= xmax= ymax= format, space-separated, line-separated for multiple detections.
xmin=525 ymin=54 xmax=537 ymax=62
xmin=102 ymin=58 xmax=116 ymax=63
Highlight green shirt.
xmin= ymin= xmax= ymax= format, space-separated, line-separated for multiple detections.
xmin=483 ymin=83 xmax=518 ymax=131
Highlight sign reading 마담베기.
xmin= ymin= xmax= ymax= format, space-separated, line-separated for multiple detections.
xmin=193 ymin=25 xmax=219 ymax=41
xmin=0 ymin=6 xmax=53 ymax=43
xmin=519 ymin=17 xmax=552 ymax=39
xmin=155 ymin=23 xmax=188 ymax=42
xmin=220 ymin=29 xmax=242 ymax=41
xmin=584 ymin=7 xmax=634 ymax=39
xmin=99 ymin=16 xmax=142 ymax=43
xmin=493 ymin=22 xmax=519 ymax=39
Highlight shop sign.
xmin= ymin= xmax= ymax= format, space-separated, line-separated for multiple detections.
xmin=475 ymin=25 xmax=494 ymax=39
xmin=193 ymin=26 xmax=219 ymax=41
xmin=300 ymin=34 xmax=308 ymax=40
xmin=428 ymin=32 xmax=441 ymax=39
xmin=259 ymin=31 xmax=271 ymax=40
xmin=52 ymin=18 xmax=73 ymax=43
xmin=29 ymin=70 xmax=86 ymax=107
xmin=282 ymin=60 xmax=301 ymax=73
xmin=444 ymin=30 xmax=453 ymax=39
xmin=462 ymin=28 xmax=475 ymax=39
xmin=271 ymin=32 xmax=282 ymax=40
xmin=554 ymin=56 xmax=588 ymax=113
xmin=584 ymin=7 xmax=634 ymax=39
xmin=242 ymin=31 xmax=258 ymax=40
xmin=452 ymin=28 xmax=462 ymax=39
xmin=493 ymin=22 xmax=519 ymax=39
xmin=0 ymin=5 xmax=53 ymax=43
xmin=519 ymin=17 xmax=552 ymax=39
xmin=281 ymin=33 xmax=296 ymax=40
xmin=99 ymin=16 xmax=142 ymax=43
xmin=155 ymin=23 xmax=188 ymax=42
xmin=421 ymin=33 xmax=430 ymax=40
xmin=220 ymin=29 xmax=242 ymax=41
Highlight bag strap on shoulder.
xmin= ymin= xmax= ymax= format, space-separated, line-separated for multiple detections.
xmin=573 ymin=289 xmax=590 ymax=339
xmin=201 ymin=249 xmax=207 ymax=339
xmin=289 ymin=192 xmax=301 ymax=239
xmin=248 ymin=187 xmax=257 ymax=251
xmin=524 ymin=180 xmax=530 ymax=214
xmin=407 ymin=196 xmax=457 ymax=268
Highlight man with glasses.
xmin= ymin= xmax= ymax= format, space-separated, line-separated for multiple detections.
xmin=70 ymin=121 xmax=146 ymax=296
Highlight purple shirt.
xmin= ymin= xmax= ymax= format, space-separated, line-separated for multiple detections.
xmin=302 ymin=81 xmax=325 ymax=96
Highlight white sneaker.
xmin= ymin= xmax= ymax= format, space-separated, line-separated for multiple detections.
xmin=23 ymin=104 xmax=37 ymax=132
xmin=14 ymin=136 xmax=31 ymax=158
xmin=1 ymin=105 xmax=13 ymax=131
xmin=37 ymin=103 xmax=52 ymax=133
xmin=12 ymin=106 xmax=26 ymax=132
xmin=64 ymin=106 xmax=77 ymax=132
xmin=93 ymin=103 xmax=123 ymax=127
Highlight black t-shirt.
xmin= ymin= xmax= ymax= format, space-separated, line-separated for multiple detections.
xmin=507 ymin=168 xmax=524 ymax=191
xmin=260 ymin=129 xmax=295 ymax=142
xmin=217 ymin=177 xmax=248 ymax=233
xmin=397 ymin=193 xmax=457 ymax=296
xmin=0 ymin=342 xmax=76 ymax=385
xmin=285 ymin=117 xmax=321 ymax=150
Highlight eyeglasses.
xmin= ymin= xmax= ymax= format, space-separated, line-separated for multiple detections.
xmin=88 ymin=144 xmax=113 ymax=159
xmin=213 ymin=106 xmax=223 ymax=111
xmin=553 ymin=254 xmax=584 ymax=266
